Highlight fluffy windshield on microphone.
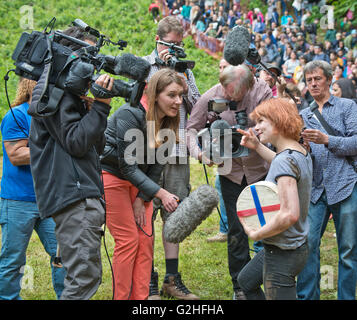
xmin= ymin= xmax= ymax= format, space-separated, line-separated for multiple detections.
xmin=223 ymin=26 xmax=250 ymax=66
xmin=114 ymin=53 xmax=151 ymax=82
xmin=163 ymin=184 xmax=219 ymax=243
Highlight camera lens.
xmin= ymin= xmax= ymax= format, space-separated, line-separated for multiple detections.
xmin=231 ymin=133 xmax=242 ymax=154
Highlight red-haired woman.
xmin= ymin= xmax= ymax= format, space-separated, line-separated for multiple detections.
xmin=236 ymin=98 xmax=312 ymax=300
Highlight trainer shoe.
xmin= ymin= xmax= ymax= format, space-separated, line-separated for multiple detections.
xmin=161 ymin=273 xmax=200 ymax=300
xmin=148 ymin=271 xmax=161 ymax=300
xmin=207 ymin=232 xmax=227 ymax=242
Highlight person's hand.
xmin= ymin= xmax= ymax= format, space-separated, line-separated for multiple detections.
xmin=93 ymin=74 xmax=114 ymax=105
xmin=301 ymin=138 xmax=311 ymax=152
xmin=238 ymin=216 xmax=260 ymax=241
xmin=276 ymin=76 xmax=287 ymax=97
xmin=133 ymin=197 xmax=146 ymax=227
xmin=301 ymin=129 xmax=329 ymax=145
xmin=156 ymin=188 xmax=179 ymax=213
xmin=158 ymin=48 xmax=173 ymax=64
xmin=299 ymin=130 xmax=311 ymax=152
xmin=80 ymin=96 xmax=94 ymax=111
xmin=198 ymin=152 xmax=215 ymax=167
xmin=237 ymin=128 xmax=260 ymax=150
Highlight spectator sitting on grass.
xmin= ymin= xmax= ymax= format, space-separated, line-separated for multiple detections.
xmin=264 ymin=35 xmax=281 ymax=66
xmin=195 ymin=16 xmax=206 ymax=32
xmin=312 ymin=43 xmax=330 ymax=63
xmin=205 ymin=23 xmax=218 ymax=37
xmin=282 ymin=51 xmax=300 ymax=79
xmin=281 ymin=10 xmax=293 ymax=26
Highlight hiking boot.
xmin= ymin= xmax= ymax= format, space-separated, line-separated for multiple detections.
xmin=161 ymin=273 xmax=200 ymax=300
xmin=148 ymin=271 xmax=161 ymax=300
xmin=207 ymin=232 xmax=227 ymax=242
xmin=233 ymin=289 xmax=247 ymax=300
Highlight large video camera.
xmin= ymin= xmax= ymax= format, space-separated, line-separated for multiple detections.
xmin=197 ymin=99 xmax=249 ymax=162
xmin=10 ymin=17 xmax=150 ymax=116
xmin=155 ymin=40 xmax=195 ymax=73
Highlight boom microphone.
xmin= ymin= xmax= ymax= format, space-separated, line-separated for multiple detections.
xmin=223 ymin=26 xmax=250 ymax=66
xmin=210 ymin=119 xmax=231 ymax=132
xmin=100 ymin=53 xmax=151 ymax=82
xmin=114 ymin=53 xmax=151 ymax=82
xmin=163 ymin=185 xmax=219 ymax=243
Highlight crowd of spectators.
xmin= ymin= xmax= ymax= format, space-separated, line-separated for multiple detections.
xmin=150 ymin=0 xmax=357 ymax=103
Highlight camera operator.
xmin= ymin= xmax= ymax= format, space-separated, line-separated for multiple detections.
xmin=186 ymin=64 xmax=272 ymax=299
xmin=28 ymin=26 xmax=114 ymax=300
xmin=142 ymin=16 xmax=201 ymax=300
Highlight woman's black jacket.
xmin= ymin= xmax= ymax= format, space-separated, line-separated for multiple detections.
xmin=100 ymin=103 xmax=164 ymax=202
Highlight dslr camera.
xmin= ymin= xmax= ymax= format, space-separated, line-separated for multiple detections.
xmin=9 ymin=17 xmax=150 ymax=116
xmin=155 ymin=40 xmax=195 ymax=73
xmin=197 ymin=99 xmax=249 ymax=162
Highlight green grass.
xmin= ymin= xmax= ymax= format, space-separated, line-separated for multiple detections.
xmin=0 ymin=0 xmax=344 ymax=300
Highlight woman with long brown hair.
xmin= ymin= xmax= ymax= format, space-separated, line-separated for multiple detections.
xmin=101 ymin=68 xmax=185 ymax=300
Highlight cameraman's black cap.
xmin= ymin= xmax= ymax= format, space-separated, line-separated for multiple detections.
xmin=264 ymin=63 xmax=281 ymax=77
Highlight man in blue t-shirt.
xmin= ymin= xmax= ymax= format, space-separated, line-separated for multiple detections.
xmin=0 ymin=91 xmax=65 ymax=300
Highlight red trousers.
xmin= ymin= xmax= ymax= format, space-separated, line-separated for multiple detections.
xmin=103 ymin=171 xmax=154 ymax=300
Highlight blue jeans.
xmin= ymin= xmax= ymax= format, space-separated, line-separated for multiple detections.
xmin=297 ymin=183 xmax=357 ymax=300
xmin=293 ymin=8 xmax=302 ymax=25
xmin=0 ymin=199 xmax=65 ymax=300
xmin=280 ymin=0 xmax=286 ymax=13
xmin=215 ymin=174 xmax=228 ymax=234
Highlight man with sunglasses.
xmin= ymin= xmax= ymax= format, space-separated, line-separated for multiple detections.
xmin=142 ymin=15 xmax=201 ymax=300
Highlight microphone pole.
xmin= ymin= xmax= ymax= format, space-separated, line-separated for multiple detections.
xmin=247 ymin=48 xmax=298 ymax=104
xmin=259 ymin=61 xmax=298 ymax=105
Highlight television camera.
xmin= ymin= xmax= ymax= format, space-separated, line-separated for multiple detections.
xmin=155 ymin=40 xmax=195 ymax=74
xmin=197 ymin=99 xmax=250 ymax=163
xmin=7 ymin=17 xmax=150 ymax=117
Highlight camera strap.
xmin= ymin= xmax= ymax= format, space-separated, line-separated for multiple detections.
xmin=310 ymin=101 xmax=357 ymax=173
xmin=39 ymin=35 xmax=55 ymax=104
xmin=309 ymin=101 xmax=336 ymax=136
xmin=31 ymin=34 xmax=65 ymax=117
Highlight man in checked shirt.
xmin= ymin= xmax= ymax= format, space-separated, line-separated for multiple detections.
xmin=142 ymin=16 xmax=201 ymax=300
xmin=297 ymin=60 xmax=357 ymax=300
